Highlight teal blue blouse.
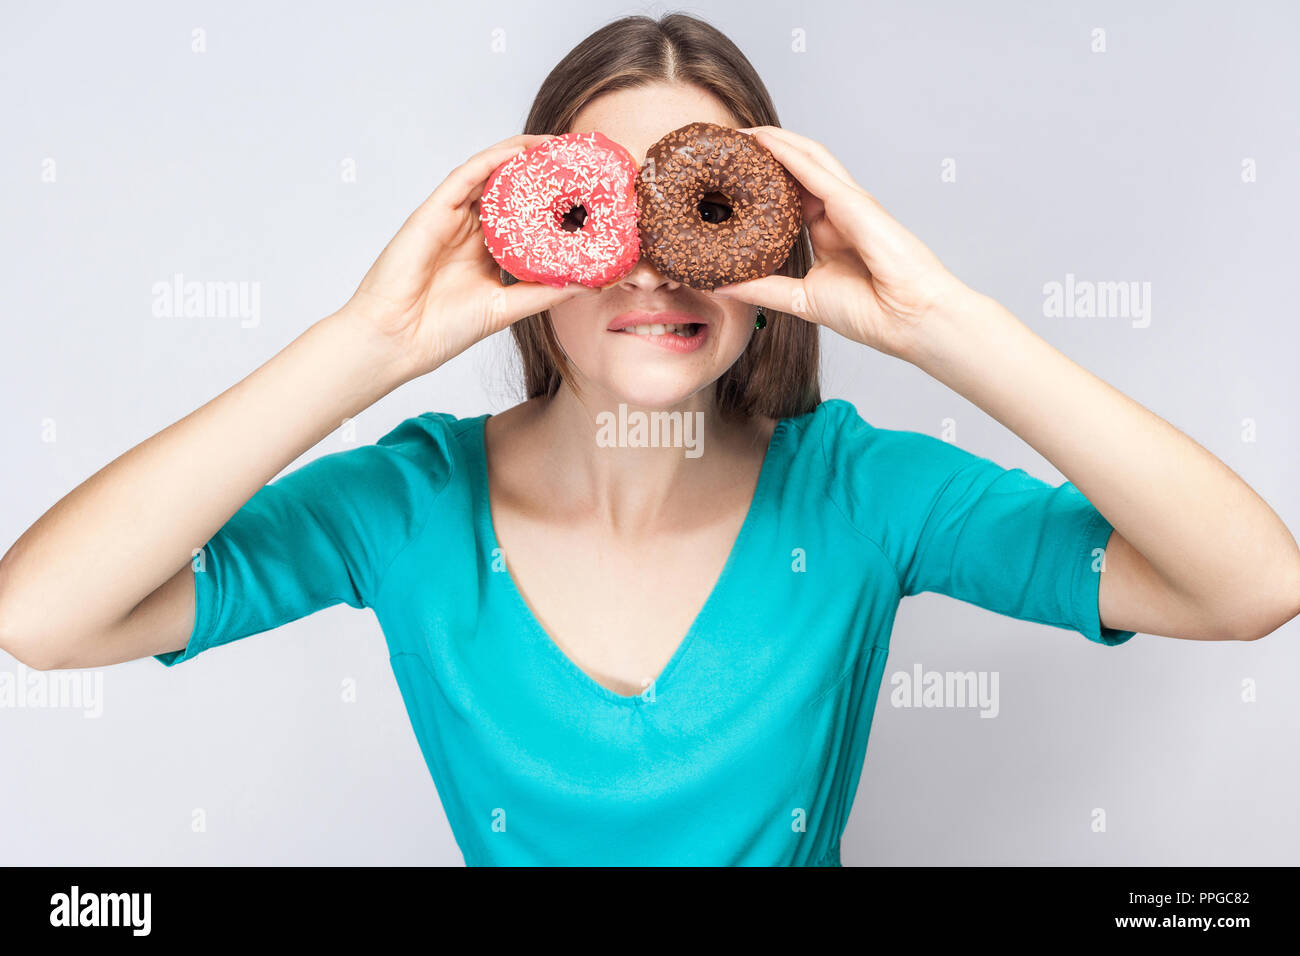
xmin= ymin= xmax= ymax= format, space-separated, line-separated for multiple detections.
xmin=155 ymin=398 xmax=1135 ymax=865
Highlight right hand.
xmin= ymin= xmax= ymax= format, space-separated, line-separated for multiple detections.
xmin=341 ymin=134 xmax=598 ymax=379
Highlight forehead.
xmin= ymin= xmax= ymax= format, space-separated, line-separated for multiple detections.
xmin=567 ymin=81 xmax=740 ymax=166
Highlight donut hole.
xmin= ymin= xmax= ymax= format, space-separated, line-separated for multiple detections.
xmin=697 ymin=192 xmax=733 ymax=224
xmin=559 ymin=204 xmax=588 ymax=232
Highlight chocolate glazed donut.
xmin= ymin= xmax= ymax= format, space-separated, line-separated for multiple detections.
xmin=636 ymin=121 xmax=803 ymax=291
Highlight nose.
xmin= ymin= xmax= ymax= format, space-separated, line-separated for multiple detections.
xmin=616 ymin=256 xmax=681 ymax=294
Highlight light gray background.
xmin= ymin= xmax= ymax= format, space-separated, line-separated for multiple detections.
xmin=2 ymin=0 xmax=1297 ymax=865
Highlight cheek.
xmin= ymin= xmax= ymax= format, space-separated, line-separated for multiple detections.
xmin=547 ymin=300 xmax=602 ymax=358
xmin=711 ymin=300 xmax=757 ymax=354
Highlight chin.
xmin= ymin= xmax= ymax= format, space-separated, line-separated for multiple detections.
xmin=592 ymin=369 xmax=713 ymax=412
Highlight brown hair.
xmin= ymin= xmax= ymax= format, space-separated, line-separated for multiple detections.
xmin=504 ymin=12 xmax=820 ymax=421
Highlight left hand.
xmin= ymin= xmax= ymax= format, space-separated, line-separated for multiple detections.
xmin=712 ymin=126 xmax=972 ymax=361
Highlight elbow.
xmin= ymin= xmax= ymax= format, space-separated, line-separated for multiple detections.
xmin=0 ymin=568 xmax=68 ymax=672
xmin=0 ymin=623 xmax=65 ymax=672
xmin=1228 ymin=559 xmax=1300 ymax=642
xmin=0 ymin=611 xmax=69 ymax=672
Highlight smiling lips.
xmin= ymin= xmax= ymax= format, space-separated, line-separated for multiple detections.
xmin=607 ymin=311 xmax=709 ymax=353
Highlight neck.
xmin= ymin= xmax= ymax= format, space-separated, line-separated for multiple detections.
xmin=503 ymin=382 xmax=772 ymax=536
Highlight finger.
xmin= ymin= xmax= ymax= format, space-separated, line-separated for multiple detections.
xmin=746 ymin=131 xmax=869 ymax=242
xmin=393 ymin=136 xmax=553 ymax=255
xmin=741 ymin=126 xmax=858 ymax=187
xmin=748 ymin=137 xmax=828 ymax=226
xmin=490 ymin=279 xmax=601 ymax=328
xmin=459 ymin=132 xmax=549 ymax=207
xmin=749 ymin=130 xmax=898 ymax=255
xmin=746 ymin=127 xmax=898 ymax=232
xmin=744 ymin=128 xmax=853 ymax=206
xmin=425 ymin=135 xmax=552 ymax=214
xmin=711 ymin=274 xmax=817 ymax=322
xmin=794 ymin=178 xmax=827 ymax=229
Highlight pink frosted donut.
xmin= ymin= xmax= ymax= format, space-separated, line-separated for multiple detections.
xmin=479 ymin=131 xmax=641 ymax=288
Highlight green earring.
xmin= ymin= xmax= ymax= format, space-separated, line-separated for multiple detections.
xmin=754 ymin=308 xmax=767 ymax=330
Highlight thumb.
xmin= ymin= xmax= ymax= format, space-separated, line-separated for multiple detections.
xmin=712 ymin=275 xmax=812 ymax=320
xmin=487 ymin=280 xmax=600 ymax=331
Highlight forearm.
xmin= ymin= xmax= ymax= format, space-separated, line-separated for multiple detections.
xmin=0 ymin=308 xmax=413 ymax=655
xmin=904 ymin=289 xmax=1300 ymax=620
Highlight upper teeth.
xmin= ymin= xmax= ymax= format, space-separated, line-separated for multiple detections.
xmin=620 ymin=323 xmax=695 ymax=335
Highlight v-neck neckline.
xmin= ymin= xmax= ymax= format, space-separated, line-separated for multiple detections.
xmin=469 ymin=411 xmax=789 ymax=706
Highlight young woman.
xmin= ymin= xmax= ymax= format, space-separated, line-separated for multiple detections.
xmin=2 ymin=15 xmax=1297 ymax=866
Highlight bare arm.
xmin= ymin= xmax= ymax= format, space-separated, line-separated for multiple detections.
xmin=715 ymin=125 xmax=1300 ymax=642
xmin=0 ymin=133 xmax=590 ymax=670
xmin=909 ymin=291 xmax=1300 ymax=641
xmin=0 ymin=313 xmax=404 ymax=670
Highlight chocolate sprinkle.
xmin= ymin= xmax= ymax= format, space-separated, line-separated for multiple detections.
xmin=636 ymin=121 xmax=803 ymax=291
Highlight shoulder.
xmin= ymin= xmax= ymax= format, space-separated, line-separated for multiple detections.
xmin=785 ymin=398 xmax=981 ymax=481
xmin=280 ymin=410 xmax=482 ymax=512
xmin=781 ymin=398 xmax=992 ymax=537
xmin=372 ymin=410 xmax=483 ymax=493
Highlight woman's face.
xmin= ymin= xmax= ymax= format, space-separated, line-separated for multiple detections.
xmin=546 ymin=82 xmax=759 ymax=412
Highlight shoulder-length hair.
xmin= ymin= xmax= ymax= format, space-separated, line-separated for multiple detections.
xmin=504 ymin=13 xmax=820 ymax=421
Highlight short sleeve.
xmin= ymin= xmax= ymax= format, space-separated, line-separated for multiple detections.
xmin=821 ymin=399 xmax=1135 ymax=646
xmin=154 ymin=413 xmax=457 ymax=666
